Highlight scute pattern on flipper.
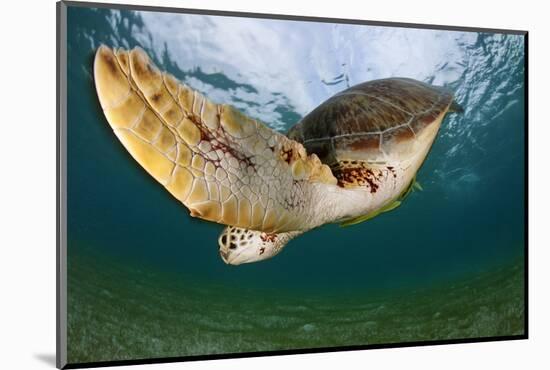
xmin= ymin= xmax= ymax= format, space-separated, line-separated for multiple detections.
xmin=94 ymin=45 xmax=336 ymax=233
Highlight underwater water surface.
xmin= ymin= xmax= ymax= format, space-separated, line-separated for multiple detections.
xmin=65 ymin=5 xmax=526 ymax=364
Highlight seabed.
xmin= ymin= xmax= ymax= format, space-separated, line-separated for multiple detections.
xmin=67 ymin=244 xmax=524 ymax=364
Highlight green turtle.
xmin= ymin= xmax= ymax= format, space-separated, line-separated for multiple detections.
xmin=94 ymin=46 xmax=462 ymax=265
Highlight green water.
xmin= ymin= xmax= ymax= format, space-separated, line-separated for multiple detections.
xmin=65 ymin=4 xmax=526 ymax=364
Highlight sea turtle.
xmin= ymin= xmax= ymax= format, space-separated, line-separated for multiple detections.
xmin=93 ymin=46 xmax=462 ymax=265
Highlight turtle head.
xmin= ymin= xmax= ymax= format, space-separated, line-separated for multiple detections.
xmin=218 ymin=227 xmax=298 ymax=265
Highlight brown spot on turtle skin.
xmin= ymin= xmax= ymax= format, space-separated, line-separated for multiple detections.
xmin=132 ymin=56 xmax=147 ymax=78
xmin=280 ymin=147 xmax=293 ymax=164
xmin=387 ymin=166 xmax=397 ymax=178
xmin=185 ymin=113 xmax=255 ymax=170
xmin=151 ymin=92 xmax=161 ymax=103
xmin=364 ymin=177 xmax=379 ymax=193
xmin=364 ymin=169 xmax=381 ymax=192
xmin=260 ymin=233 xmax=277 ymax=243
xmin=164 ymin=108 xmax=180 ymax=123
xmin=259 ymin=247 xmax=266 ymax=255
xmin=102 ymin=52 xmax=118 ymax=75
xmin=115 ymin=49 xmax=129 ymax=74
xmin=334 ymin=166 xmax=381 ymax=193
xmin=229 ymin=243 xmax=237 ymax=250
xmin=221 ymin=234 xmax=227 ymax=245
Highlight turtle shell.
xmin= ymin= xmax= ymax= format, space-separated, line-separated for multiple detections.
xmin=287 ymin=78 xmax=455 ymax=165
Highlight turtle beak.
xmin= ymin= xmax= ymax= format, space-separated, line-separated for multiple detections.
xmin=218 ymin=238 xmax=243 ymax=265
xmin=219 ymin=249 xmax=230 ymax=264
xmin=220 ymin=249 xmax=245 ymax=265
xmin=219 ymin=247 xmax=251 ymax=265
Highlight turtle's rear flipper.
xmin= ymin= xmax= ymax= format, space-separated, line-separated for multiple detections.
xmin=339 ymin=200 xmax=402 ymax=227
xmin=339 ymin=175 xmax=421 ymax=227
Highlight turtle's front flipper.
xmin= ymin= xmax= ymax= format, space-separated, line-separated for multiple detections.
xmin=218 ymin=226 xmax=302 ymax=265
xmin=94 ymin=46 xmax=336 ymax=233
